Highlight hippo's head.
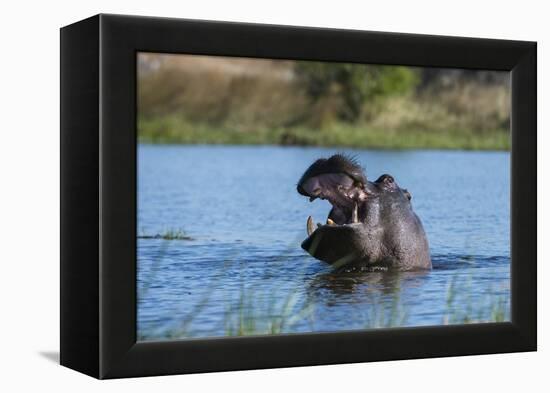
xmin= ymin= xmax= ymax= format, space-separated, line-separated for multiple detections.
xmin=297 ymin=154 xmax=431 ymax=271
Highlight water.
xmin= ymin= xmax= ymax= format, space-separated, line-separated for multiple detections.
xmin=137 ymin=145 xmax=510 ymax=340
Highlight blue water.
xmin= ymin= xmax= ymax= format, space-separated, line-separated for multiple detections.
xmin=137 ymin=145 xmax=510 ymax=340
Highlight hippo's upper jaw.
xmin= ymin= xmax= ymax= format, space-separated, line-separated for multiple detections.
xmin=297 ymin=155 xmax=431 ymax=271
xmin=297 ymin=154 xmax=369 ymax=226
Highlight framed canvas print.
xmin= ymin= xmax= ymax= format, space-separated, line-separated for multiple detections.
xmin=60 ymin=14 xmax=536 ymax=379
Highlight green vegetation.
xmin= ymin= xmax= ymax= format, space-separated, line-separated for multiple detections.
xmin=138 ymin=275 xmax=509 ymax=340
xmin=138 ymin=54 xmax=510 ymax=151
xmin=443 ymin=275 xmax=509 ymax=325
xmin=295 ymin=62 xmax=419 ymax=124
xmin=138 ymin=247 xmax=510 ymax=340
xmin=138 ymin=115 xmax=509 ymax=150
xmin=137 ymin=228 xmax=193 ymax=241
xmin=223 ymin=285 xmax=314 ymax=336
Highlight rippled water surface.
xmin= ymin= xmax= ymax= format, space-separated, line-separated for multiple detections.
xmin=137 ymin=145 xmax=510 ymax=340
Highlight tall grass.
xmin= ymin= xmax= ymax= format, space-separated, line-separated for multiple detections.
xmin=223 ymin=285 xmax=315 ymax=336
xmin=138 ymin=260 xmax=510 ymax=340
xmin=138 ymin=276 xmax=509 ymax=340
xmin=443 ymin=275 xmax=509 ymax=325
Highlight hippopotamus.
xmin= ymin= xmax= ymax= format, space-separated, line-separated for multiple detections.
xmin=297 ymin=154 xmax=431 ymax=271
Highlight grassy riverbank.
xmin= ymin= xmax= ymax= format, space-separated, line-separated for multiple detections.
xmin=137 ymin=54 xmax=510 ymax=151
xmin=138 ymin=116 xmax=510 ymax=150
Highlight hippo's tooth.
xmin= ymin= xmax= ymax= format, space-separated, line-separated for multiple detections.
xmin=327 ymin=218 xmax=335 ymax=225
xmin=352 ymin=202 xmax=358 ymax=223
xmin=307 ymin=216 xmax=316 ymax=236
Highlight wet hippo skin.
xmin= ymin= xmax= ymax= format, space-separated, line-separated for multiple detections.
xmin=297 ymin=154 xmax=431 ymax=271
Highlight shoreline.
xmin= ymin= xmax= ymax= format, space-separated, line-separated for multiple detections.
xmin=138 ymin=125 xmax=510 ymax=151
xmin=137 ymin=131 xmax=510 ymax=152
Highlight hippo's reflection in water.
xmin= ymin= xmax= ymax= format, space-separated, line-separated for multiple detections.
xmin=310 ymin=270 xmax=428 ymax=296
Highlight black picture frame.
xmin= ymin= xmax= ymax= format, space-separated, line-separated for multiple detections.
xmin=60 ymin=13 xmax=536 ymax=379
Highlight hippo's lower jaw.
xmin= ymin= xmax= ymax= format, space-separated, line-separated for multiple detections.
xmin=301 ymin=220 xmax=389 ymax=270
xmin=301 ymin=218 xmax=431 ymax=272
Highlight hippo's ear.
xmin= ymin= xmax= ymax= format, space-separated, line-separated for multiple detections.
xmin=375 ymin=174 xmax=398 ymax=191
xmin=375 ymin=174 xmax=394 ymax=184
xmin=403 ymin=189 xmax=412 ymax=200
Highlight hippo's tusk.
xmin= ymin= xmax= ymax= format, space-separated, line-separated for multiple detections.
xmin=327 ymin=218 xmax=335 ymax=225
xmin=352 ymin=202 xmax=358 ymax=223
xmin=307 ymin=216 xmax=316 ymax=236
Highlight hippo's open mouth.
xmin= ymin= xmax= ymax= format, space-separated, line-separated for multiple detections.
xmin=296 ymin=154 xmax=369 ymax=236
xmin=304 ymin=199 xmax=359 ymax=238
